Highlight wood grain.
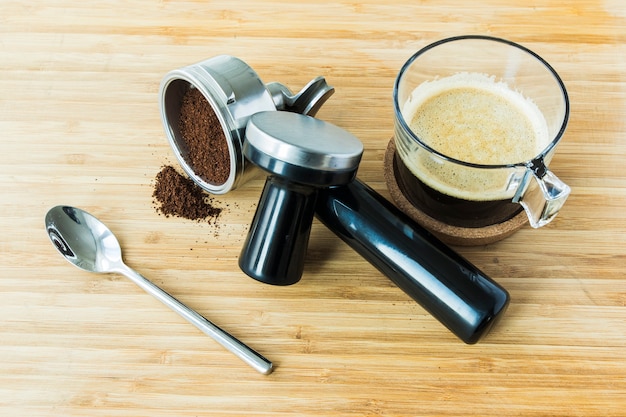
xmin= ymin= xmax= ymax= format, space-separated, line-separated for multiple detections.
xmin=1 ymin=1 xmax=625 ymax=416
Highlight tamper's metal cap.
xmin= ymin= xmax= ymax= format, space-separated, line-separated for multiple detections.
xmin=244 ymin=111 xmax=363 ymax=186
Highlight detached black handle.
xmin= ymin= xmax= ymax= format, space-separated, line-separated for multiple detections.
xmin=239 ymin=176 xmax=317 ymax=286
xmin=315 ymin=179 xmax=509 ymax=344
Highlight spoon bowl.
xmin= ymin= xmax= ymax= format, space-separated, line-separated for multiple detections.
xmin=46 ymin=206 xmax=123 ymax=274
xmin=45 ymin=205 xmax=273 ymax=375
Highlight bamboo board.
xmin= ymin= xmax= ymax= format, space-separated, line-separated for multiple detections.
xmin=1 ymin=1 xmax=626 ymax=416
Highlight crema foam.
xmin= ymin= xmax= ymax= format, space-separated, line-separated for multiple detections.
xmin=401 ymin=72 xmax=550 ymax=201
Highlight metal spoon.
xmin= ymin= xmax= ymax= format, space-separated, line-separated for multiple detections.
xmin=45 ymin=205 xmax=273 ymax=375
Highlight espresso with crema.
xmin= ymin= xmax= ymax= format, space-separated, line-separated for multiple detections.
xmin=395 ymin=73 xmax=550 ymax=228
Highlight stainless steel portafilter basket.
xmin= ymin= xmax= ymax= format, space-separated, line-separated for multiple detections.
xmin=159 ymin=55 xmax=334 ymax=194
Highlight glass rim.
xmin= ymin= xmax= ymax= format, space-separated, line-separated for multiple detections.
xmin=393 ymin=35 xmax=570 ymax=170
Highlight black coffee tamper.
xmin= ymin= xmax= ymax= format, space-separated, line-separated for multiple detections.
xmin=239 ymin=111 xmax=363 ymax=286
xmin=239 ymin=111 xmax=509 ymax=344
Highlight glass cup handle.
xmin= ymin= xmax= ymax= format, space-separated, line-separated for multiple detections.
xmin=512 ymin=158 xmax=571 ymax=228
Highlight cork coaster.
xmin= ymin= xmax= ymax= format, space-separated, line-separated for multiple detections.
xmin=383 ymin=139 xmax=528 ymax=246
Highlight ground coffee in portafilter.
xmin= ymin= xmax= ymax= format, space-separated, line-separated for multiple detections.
xmin=178 ymin=87 xmax=230 ymax=185
xmin=153 ymin=165 xmax=222 ymax=223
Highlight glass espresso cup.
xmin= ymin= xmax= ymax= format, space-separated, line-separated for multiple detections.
xmin=393 ymin=36 xmax=570 ymax=230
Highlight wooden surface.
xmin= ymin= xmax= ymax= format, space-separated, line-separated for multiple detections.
xmin=2 ymin=1 xmax=625 ymax=416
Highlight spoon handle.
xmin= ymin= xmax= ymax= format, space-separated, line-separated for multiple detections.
xmin=118 ymin=264 xmax=273 ymax=375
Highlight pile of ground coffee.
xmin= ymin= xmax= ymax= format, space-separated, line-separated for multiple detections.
xmin=153 ymin=165 xmax=222 ymax=223
xmin=178 ymin=87 xmax=230 ymax=185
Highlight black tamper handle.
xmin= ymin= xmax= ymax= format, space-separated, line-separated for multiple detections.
xmin=315 ymin=179 xmax=510 ymax=344
xmin=239 ymin=177 xmax=317 ymax=286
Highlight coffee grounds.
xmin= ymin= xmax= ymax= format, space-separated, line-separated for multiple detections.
xmin=178 ymin=87 xmax=230 ymax=185
xmin=153 ymin=165 xmax=222 ymax=223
